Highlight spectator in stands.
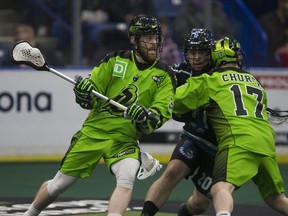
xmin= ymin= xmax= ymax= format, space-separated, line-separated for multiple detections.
xmin=81 ymin=0 xmax=156 ymax=65
xmin=81 ymin=0 xmax=109 ymax=24
xmin=81 ymin=0 xmax=156 ymax=24
xmin=1 ymin=24 xmax=64 ymax=67
xmin=24 ymin=0 xmax=55 ymax=37
xmin=21 ymin=0 xmax=72 ymax=64
xmin=159 ymin=17 xmax=182 ymax=66
xmin=275 ymin=28 xmax=288 ymax=67
xmin=103 ymin=0 xmax=156 ymax=24
xmin=87 ymin=27 xmax=131 ymax=64
xmin=173 ymin=0 xmax=234 ymax=47
xmin=258 ymin=0 xmax=288 ymax=67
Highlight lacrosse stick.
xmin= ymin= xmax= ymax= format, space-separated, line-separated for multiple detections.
xmin=267 ymin=108 xmax=288 ymax=126
xmin=10 ymin=40 xmax=127 ymax=111
xmin=137 ymin=151 xmax=162 ymax=180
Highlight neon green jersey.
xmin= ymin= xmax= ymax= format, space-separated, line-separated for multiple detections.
xmin=81 ymin=50 xmax=176 ymax=142
xmin=173 ymin=67 xmax=275 ymax=156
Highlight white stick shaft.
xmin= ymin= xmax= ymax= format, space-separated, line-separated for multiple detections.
xmin=49 ymin=68 xmax=127 ymax=111
xmin=49 ymin=68 xmax=76 ymax=84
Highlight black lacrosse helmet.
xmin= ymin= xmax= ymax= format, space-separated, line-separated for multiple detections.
xmin=183 ymin=28 xmax=214 ymax=74
xmin=128 ymin=14 xmax=162 ymax=40
xmin=184 ymin=28 xmax=214 ymax=55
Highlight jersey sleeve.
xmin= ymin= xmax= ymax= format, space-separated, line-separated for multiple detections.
xmin=148 ymin=71 xmax=175 ymax=131
xmin=173 ymin=74 xmax=210 ymax=115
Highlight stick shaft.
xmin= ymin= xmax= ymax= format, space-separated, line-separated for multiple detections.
xmin=49 ymin=68 xmax=76 ymax=84
xmin=49 ymin=68 xmax=127 ymax=111
xmin=11 ymin=41 xmax=127 ymax=111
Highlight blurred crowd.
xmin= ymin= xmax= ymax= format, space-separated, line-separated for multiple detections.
xmin=0 ymin=0 xmax=287 ymax=67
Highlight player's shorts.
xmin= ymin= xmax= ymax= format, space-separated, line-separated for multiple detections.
xmin=212 ymin=145 xmax=285 ymax=199
xmin=170 ymin=133 xmax=215 ymax=199
xmin=60 ymin=130 xmax=140 ymax=178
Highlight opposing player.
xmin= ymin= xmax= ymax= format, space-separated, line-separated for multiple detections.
xmin=23 ymin=15 xmax=176 ymax=216
xmin=141 ymin=28 xmax=218 ymax=216
xmin=173 ymin=37 xmax=288 ymax=216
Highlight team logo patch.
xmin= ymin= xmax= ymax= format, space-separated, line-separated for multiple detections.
xmin=152 ymin=75 xmax=164 ymax=87
xmin=100 ymin=84 xmax=138 ymax=115
xmin=152 ymin=75 xmax=162 ymax=83
xmin=179 ymin=140 xmax=194 ymax=159
xmin=133 ymin=75 xmax=139 ymax=81
xmin=113 ymin=60 xmax=128 ymax=78
xmin=116 ymin=148 xmax=136 ymax=158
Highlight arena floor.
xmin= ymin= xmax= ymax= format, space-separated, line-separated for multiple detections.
xmin=1 ymin=162 xmax=287 ymax=215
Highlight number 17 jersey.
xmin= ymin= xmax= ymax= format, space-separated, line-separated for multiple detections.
xmin=173 ymin=67 xmax=275 ymax=156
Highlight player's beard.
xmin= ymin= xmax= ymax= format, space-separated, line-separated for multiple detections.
xmin=138 ymin=42 xmax=159 ymax=63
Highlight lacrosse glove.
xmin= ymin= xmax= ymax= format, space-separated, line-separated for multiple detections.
xmin=124 ymin=103 xmax=149 ymax=123
xmin=73 ymin=76 xmax=95 ymax=109
xmin=124 ymin=103 xmax=160 ymax=134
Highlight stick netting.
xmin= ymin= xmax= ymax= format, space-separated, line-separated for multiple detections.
xmin=267 ymin=108 xmax=288 ymax=126
xmin=11 ymin=41 xmax=47 ymax=70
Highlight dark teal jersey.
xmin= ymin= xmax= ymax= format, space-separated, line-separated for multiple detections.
xmin=81 ymin=50 xmax=176 ymax=142
xmin=173 ymin=67 xmax=275 ymax=156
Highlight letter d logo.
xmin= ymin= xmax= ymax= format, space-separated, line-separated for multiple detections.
xmin=113 ymin=60 xmax=127 ymax=78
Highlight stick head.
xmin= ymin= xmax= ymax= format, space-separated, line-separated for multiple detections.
xmin=267 ymin=108 xmax=288 ymax=126
xmin=10 ymin=40 xmax=50 ymax=71
xmin=137 ymin=152 xmax=162 ymax=180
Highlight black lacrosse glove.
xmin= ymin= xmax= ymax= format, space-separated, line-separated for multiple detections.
xmin=136 ymin=110 xmax=160 ymax=134
xmin=124 ymin=103 xmax=160 ymax=134
xmin=73 ymin=76 xmax=95 ymax=109
xmin=124 ymin=103 xmax=149 ymax=123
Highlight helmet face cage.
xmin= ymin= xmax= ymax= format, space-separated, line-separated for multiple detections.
xmin=128 ymin=15 xmax=162 ymax=62
xmin=183 ymin=28 xmax=214 ymax=73
xmin=212 ymin=37 xmax=245 ymax=68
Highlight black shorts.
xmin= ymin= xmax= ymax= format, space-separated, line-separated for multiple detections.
xmin=170 ymin=134 xmax=215 ymax=199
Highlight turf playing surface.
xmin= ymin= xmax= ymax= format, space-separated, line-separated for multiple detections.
xmin=1 ymin=162 xmax=287 ymax=215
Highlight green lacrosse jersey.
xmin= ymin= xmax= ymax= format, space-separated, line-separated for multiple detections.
xmin=81 ymin=50 xmax=176 ymax=142
xmin=173 ymin=67 xmax=275 ymax=156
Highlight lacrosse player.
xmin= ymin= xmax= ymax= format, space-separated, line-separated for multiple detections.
xmin=23 ymin=14 xmax=176 ymax=216
xmin=173 ymin=37 xmax=288 ymax=216
xmin=141 ymin=28 xmax=218 ymax=216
